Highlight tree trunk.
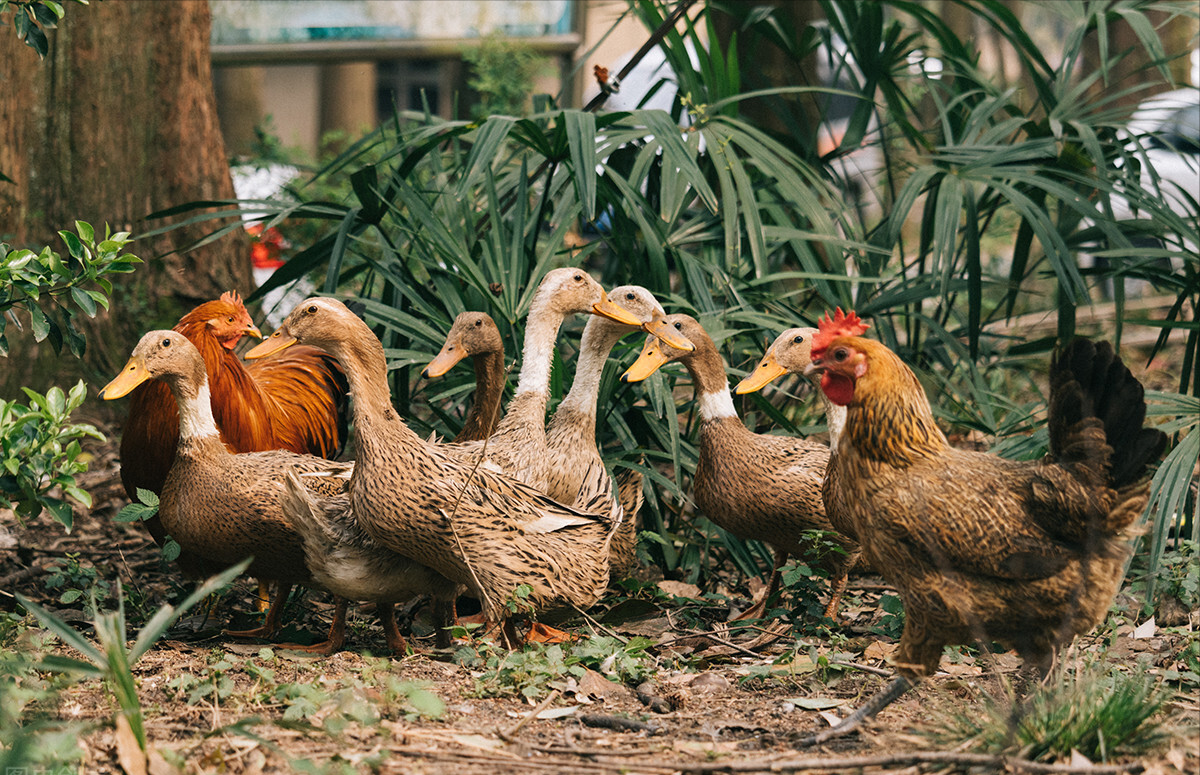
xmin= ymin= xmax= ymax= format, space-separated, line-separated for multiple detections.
xmin=0 ymin=0 xmax=250 ymax=388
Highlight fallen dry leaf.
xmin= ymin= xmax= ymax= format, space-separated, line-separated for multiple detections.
xmin=657 ymin=580 xmax=703 ymax=599
xmin=114 ymin=713 xmax=147 ymax=775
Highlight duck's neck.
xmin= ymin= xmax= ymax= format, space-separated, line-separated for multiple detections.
xmin=556 ymin=319 xmax=625 ymax=420
xmin=514 ymin=300 xmax=566 ymax=399
xmin=680 ymin=339 xmax=740 ymax=427
xmin=168 ymin=375 xmax=224 ymax=456
xmin=459 ymin=350 xmax=506 ymax=441
xmin=330 ymin=330 xmax=422 ymax=453
xmin=816 ymin=387 xmax=847 ymax=453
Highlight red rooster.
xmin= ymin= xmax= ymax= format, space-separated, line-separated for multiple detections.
xmin=118 ymin=292 xmax=348 ymax=585
xmin=745 ymin=309 xmax=1166 ymax=743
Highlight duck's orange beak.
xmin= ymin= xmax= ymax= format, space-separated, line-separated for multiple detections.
xmin=641 ymin=314 xmax=693 ymax=352
xmin=422 ymin=339 xmax=467 ymax=379
xmin=734 ymin=351 xmax=788 ymax=394
xmin=591 ymin=295 xmax=643 ymax=327
xmin=245 ymin=329 xmax=296 ymax=359
xmin=621 ymin=336 xmax=672 ymax=383
xmin=100 ymin=357 xmax=152 ymax=399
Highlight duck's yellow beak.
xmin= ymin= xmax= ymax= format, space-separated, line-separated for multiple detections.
xmin=100 ymin=357 xmax=152 ymax=399
xmin=591 ymin=296 xmax=644 ymax=327
xmin=641 ymin=315 xmax=694 ymax=353
xmin=734 ymin=352 xmax=788 ymax=394
xmin=245 ymin=322 xmax=264 ymax=339
xmin=621 ymin=337 xmax=672 ymax=383
xmin=245 ymin=329 xmax=296 ymax=360
xmin=422 ymin=341 xmax=466 ymax=379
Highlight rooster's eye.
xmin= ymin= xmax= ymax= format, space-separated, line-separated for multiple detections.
xmin=833 ymin=348 xmax=848 ymax=362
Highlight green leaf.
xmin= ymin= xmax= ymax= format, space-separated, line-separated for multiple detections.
xmin=69 ymin=285 xmax=97 ymax=317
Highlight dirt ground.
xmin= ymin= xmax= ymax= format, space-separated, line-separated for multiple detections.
xmin=2 ymin=419 xmax=1198 ymax=775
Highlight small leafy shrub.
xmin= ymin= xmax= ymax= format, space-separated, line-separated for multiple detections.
xmin=872 ymin=594 xmax=906 ymax=639
xmin=457 ymin=635 xmax=658 ymax=700
xmin=0 ymin=380 xmax=103 ymax=528
xmin=44 ymin=552 xmax=111 ymax=612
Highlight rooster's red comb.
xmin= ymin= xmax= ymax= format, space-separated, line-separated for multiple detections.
xmin=219 ymin=290 xmax=244 ymax=308
xmin=811 ymin=307 xmax=869 ymax=355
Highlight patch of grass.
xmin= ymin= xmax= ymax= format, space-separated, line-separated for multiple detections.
xmin=930 ymin=663 xmax=1172 ymax=763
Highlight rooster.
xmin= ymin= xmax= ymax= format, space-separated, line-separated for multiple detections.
xmin=745 ymin=309 xmax=1166 ymax=743
xmin=118 ymin=291 xmax=348 ymax=599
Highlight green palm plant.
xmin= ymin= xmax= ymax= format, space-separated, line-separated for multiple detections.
xmin=165 ymin=0 xmax=1194 ymax=601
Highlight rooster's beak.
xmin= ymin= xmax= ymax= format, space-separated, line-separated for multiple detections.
xmin=100 ymin=357 xmax=152 ymax=399
xmin=245 ymin=323 xmax=264 ymax=339
xmin=734 ymin=352 xmax=788 ymax=395
xmin=245 ymin=329 xmax=297 ymax=359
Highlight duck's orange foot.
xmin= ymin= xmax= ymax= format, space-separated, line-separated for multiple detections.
xmin=223 ymin=623 xmax=278 ymax=640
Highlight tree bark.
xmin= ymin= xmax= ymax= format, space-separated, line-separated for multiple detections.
xmin=0 ymin=0 xmax=250 ymax=386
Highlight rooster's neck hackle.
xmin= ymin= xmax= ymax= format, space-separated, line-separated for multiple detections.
xmin=844 ymin=341 xmax=948 ymax=466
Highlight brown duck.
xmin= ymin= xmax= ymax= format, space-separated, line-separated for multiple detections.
xmin=421 ymin=311 xmax=507 ymax=443
xmin=246 ymin=296 xmax=626 ymax=644
xmin=545 ymin=285 xmax=691 ymax=580
xmin=619 ymin=314 xmax=861 ymax=620
xmin=102 ymin=331 xmax=349 ymax=649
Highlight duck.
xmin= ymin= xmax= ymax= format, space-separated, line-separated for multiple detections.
xmin=734 ymin=324 xmax=865 ymax=551
xmin=245 ymin=294 xmax=630 ymax=644
xmin=421 ymin=311 xmax=507 ymax=443
xmin=444 ymin=268 xmax=648 ymax=494
xmin=617 ymin=314 xmax=861 ymax=620
xmin=101 ymin=331 xmax=447 ymax=654
xmin=543 ymin=285 xmax=692 ymax=580
xmin=278 ymin=470 xmax=459 ymax=651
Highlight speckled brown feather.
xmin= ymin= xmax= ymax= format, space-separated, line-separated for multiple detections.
xmin=815 ymin=335 xmax=1166 ymax=679
xmin=629 ymin=315 xmax=861 ymax=616
xmin=274 ymin=298 xmax=618 ymax=626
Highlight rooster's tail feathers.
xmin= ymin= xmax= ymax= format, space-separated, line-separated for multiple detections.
xmin=1049 ymin=339 xmax=1166 ymax=488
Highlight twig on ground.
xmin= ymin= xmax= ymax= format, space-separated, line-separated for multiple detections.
xmin=665 ymin=751 xmax=1145 ymax=774
xmin=500 ymin=688 xmax=561 ymax=741
xmin=829 ymin=660 xmax=893 ymax=677
xmin=579 ymin=714 xmax=660 ymax=734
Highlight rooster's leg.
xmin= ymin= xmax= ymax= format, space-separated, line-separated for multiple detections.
xmin=800 ymin=676 xmax=914 ymax=745
xmin=278 ymin=597 xmax=349 ymax=656
xmin=733 ymin=548 xmax=788 ymax=621
xmin=225 ymin=582 xmax=293 ymax=639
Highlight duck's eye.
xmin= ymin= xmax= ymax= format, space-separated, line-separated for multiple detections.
xmin=833 ymin=348 xmax=849 ymax=362
xmin=625 ymin=292 xmax=635 ymax=300
xmin=474 ymin=320 xmax=482 ymax=327
xmin=674 ymin=322 xmax=682 ymax=330
xmin=162 ymin=338 xmax=171 ymax=348
xmin=793 ymin=335 xmax=804 ymax=344
xmin=307 ymin=305 xmax=318 ymax=314
xmin=573 ymin=273 xmax=583 ymax=282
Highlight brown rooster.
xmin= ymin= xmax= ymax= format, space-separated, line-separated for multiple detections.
xmin=118 ymin=291 xmax=348 ymax=606
xmin=744 ymin=309 xmax=1167 ymax=743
